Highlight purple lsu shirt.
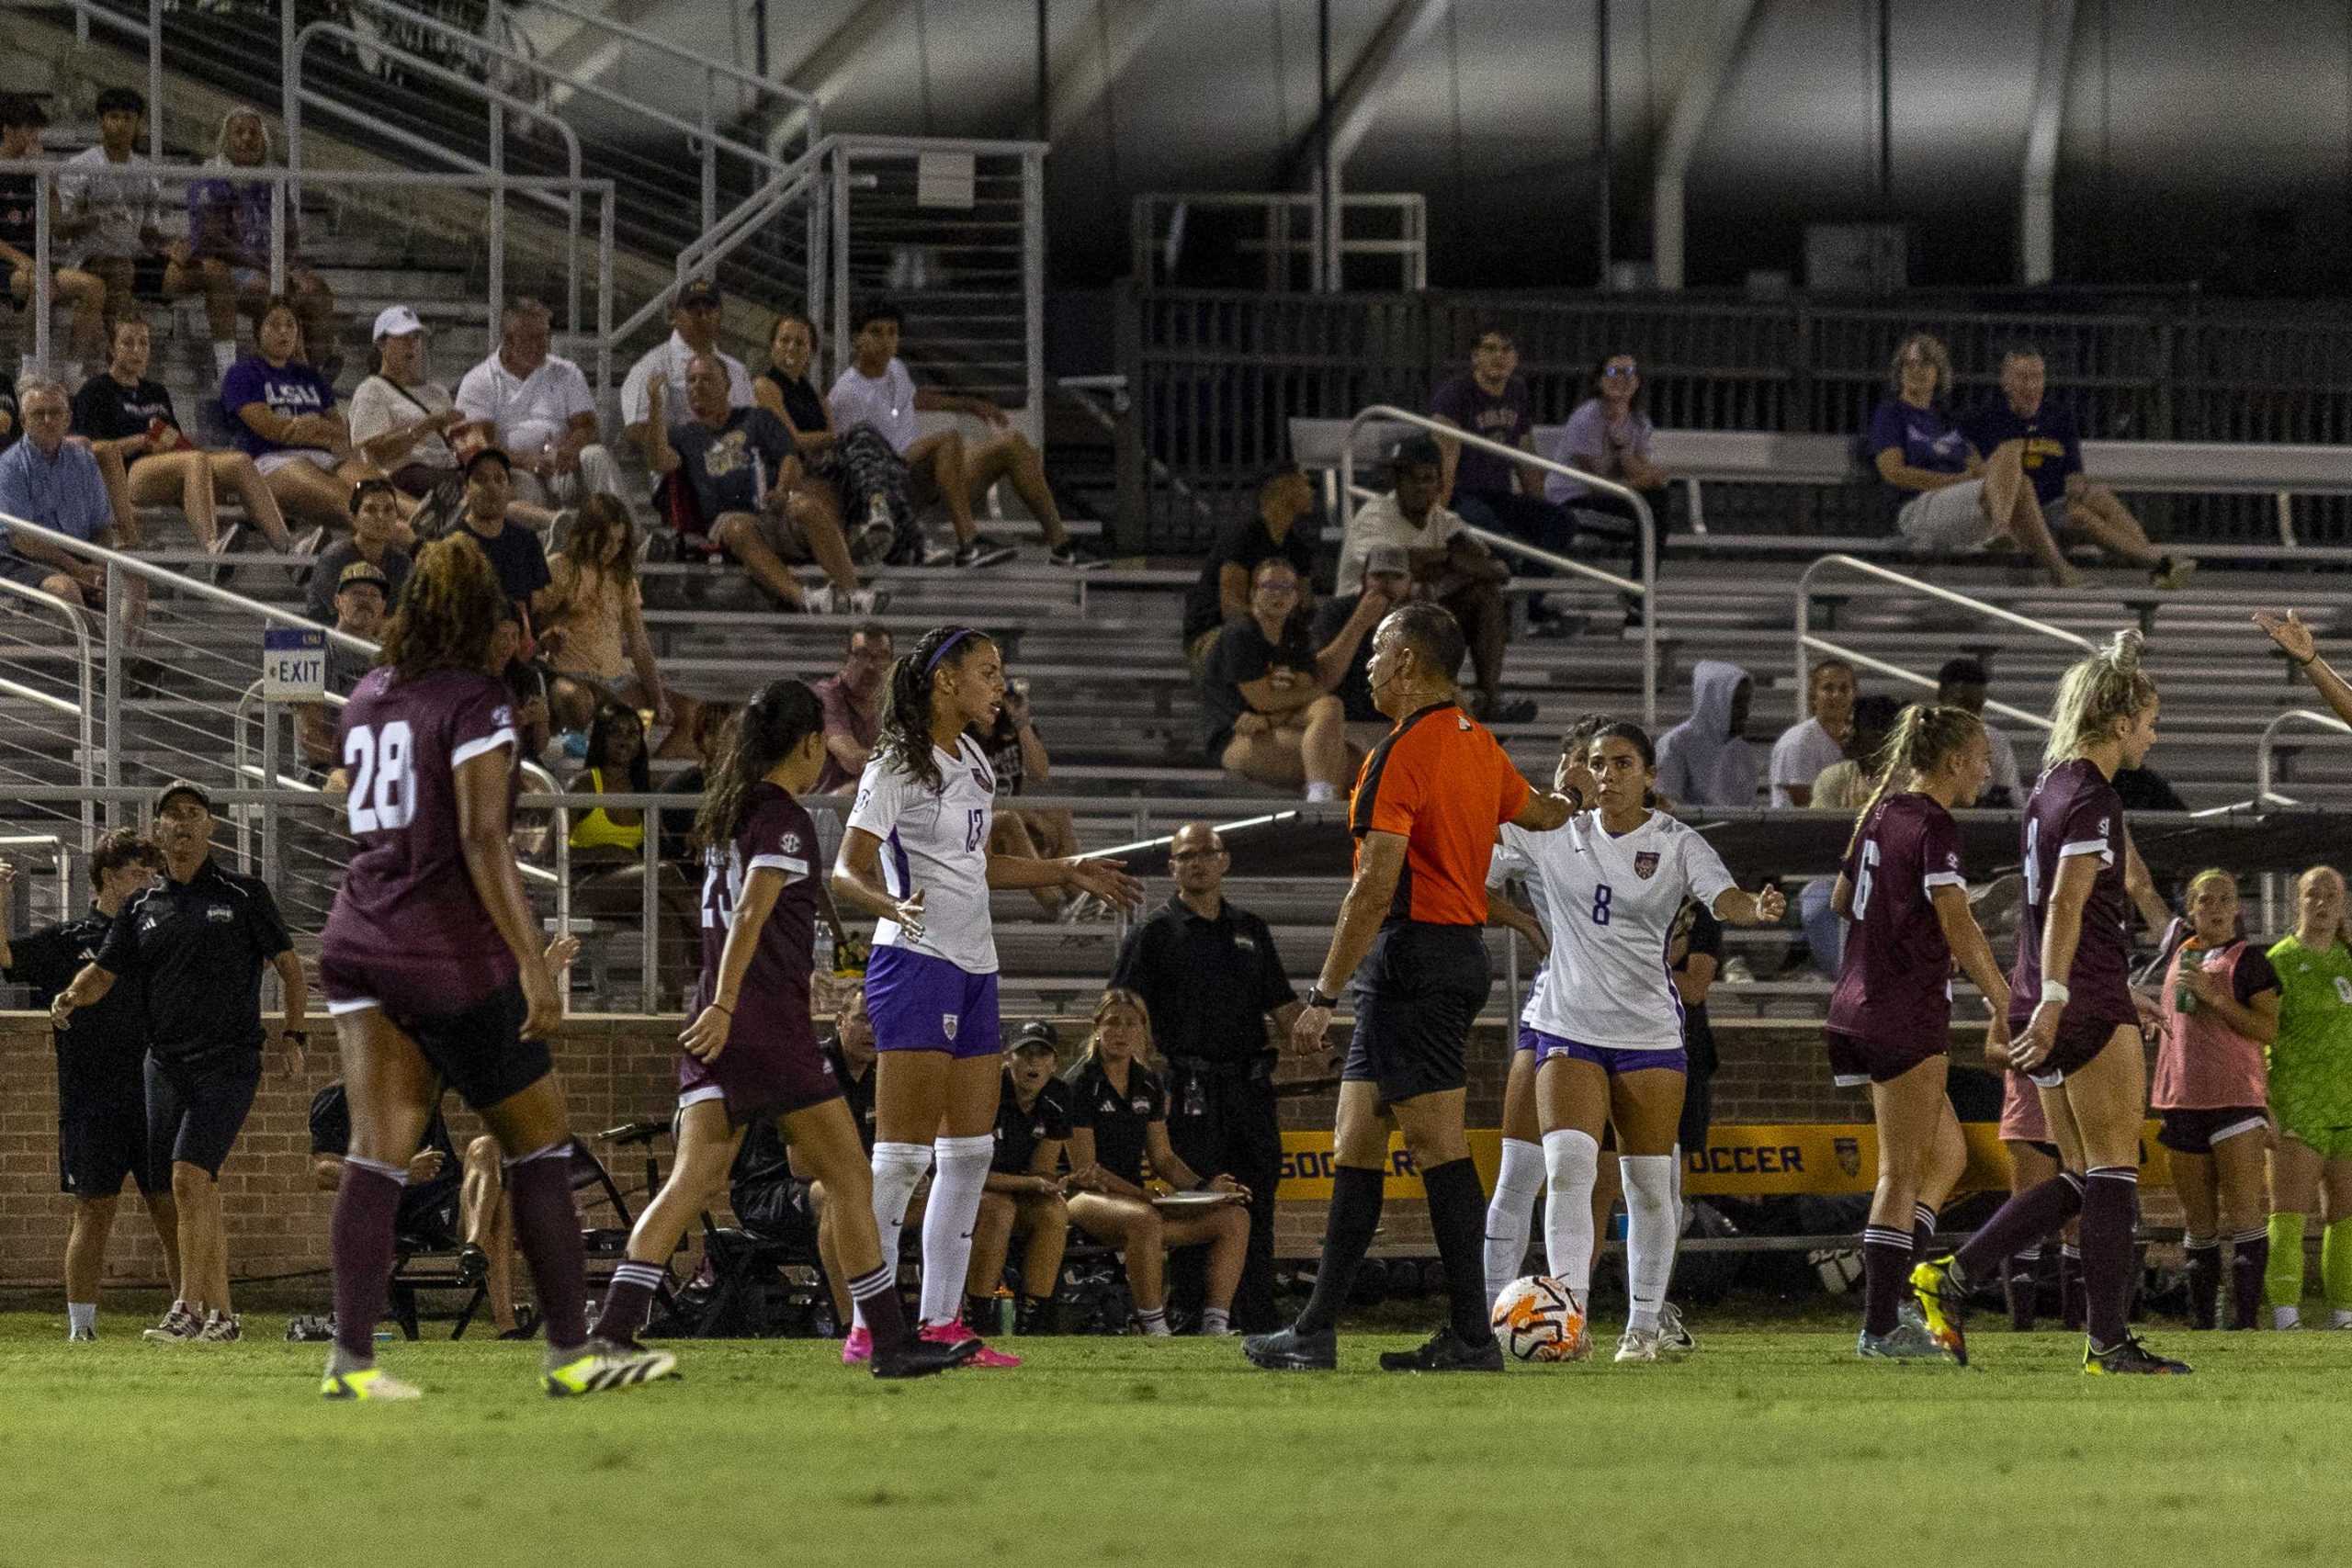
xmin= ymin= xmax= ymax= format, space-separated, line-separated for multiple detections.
xmin=2009 ymin=758 xmax=2137 ymax=1032
xmin=1826 ymin=792 xmax=1968 ymax=1043
xmin=695 ymin=783 xmax=821 ymax=1055
xmin=322 ymin=666 xmax=521 ymax=1012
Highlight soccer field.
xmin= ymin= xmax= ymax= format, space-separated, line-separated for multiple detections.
xmin=8 ymin=1314 xmax=2349 ymax=1568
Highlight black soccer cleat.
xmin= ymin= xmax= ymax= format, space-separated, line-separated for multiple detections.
xmin=871 ymin=1336 xmax=982 ymax=1380
xmin=1242 ymin=1325 xmax=1337 ymax=1371
xmin=2084 ymin=1334 xmax=2193 ymax=1376
xmin=1378 ymin=1325 xmax=1505 ymax=1372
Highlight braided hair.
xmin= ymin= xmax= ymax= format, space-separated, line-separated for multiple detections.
xmin=692 ymin=679 xmax=823 ymax=854
xmin=874 ymin=626 xmax=994 ymax=795
xmin=2045 ymin=628 xmax=2157 ymax=768
xmin=377 ymin=534 xmax=503 ymax=682
xmin=1843 ymin=703 xmax=1984 ymax=862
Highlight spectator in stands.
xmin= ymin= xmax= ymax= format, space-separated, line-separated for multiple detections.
xmin=813 ymin=620 xmax=892 ymax=794
xmin=619 ymin=277 xmax=750 ymax=461
xmin=657 ymin=698 xmax=741 ymax=866
xmin=454 ymin=297 xmax=624 ymax=510
xmin=1799 ymin=693 xmax=1899 ymax=978
xmin=166 ymin=107 xmax=338 ymax=380
xmin=1431 ymin=325 xmax=1567 ymax=550
xmin=0 ymin=96 xmax=108 ymax=369
xmin=305 ymin=477 xmax=413 ymax=625
xmin=453 ymin=447 xmax=550 ymax=633
xmin=967 ymin=1023 xmax=1076 ymax=1334
xmin=56 ymin=87 xmax=166 ymax=353
xmin=1065 ymin=987 xmax=1252 ymax=1337
xmin=1654 ymin=659 xmax=1759 ymax=807
xmin=352 ymin=305 xmax=560 ymax=535
xmin=1545 ymin=351 xmax=1671 ymax=550
xmin=1868 ymin=332 xmax=2083 ymax=587
xmin=1964 ymin=344 xmax=2195 ymax=592
xmin=0 ymin=374 xmax=130 ymax=605
xmin=222 ymin=295 xmax=383 ymax=535
xmin=534 ymin=491 xmax=670 ymax=739
xmin=646 ymin=351 xmax=878 ymax=615
xmin=978 ymin=670 xmax=1086 ymax=919
xmin=754 ymin=310 xmax=900 ymax=565
xmin=297 ymin=557 xmax=390 ymax=771
xmin=800 ymin=980 xmax=882 ymax=1325
xmin=1310 ymin=544 xmax=1413 ymax=750
xmin=1338 ymin=436 xmax=1531 ymax=723
xmin=1933 ymin=656 xmax=2024 ymax=807
xmin=1769 ymin=657 xmax=1857 ymax=807
xmin=1201 ymin=558 xmax=1385 ymax=801
xmin=73 ymin=314 xmax=292 ymax=553
xmin=569 ymin=703 xmax=695 ymax=1003
xmin=0 ymin=385 xmax=17 ymax=449
xmin=830 ymin=299 xmax=1102 ymax=569
xmin=1182 ymin=466 xmax=1320 ymax=673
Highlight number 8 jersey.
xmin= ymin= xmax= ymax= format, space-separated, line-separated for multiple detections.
xmin=1503 ymin=808 xmax=1736 ymax=1051
xmin=321 ymin=665 xmax=522 ymax=1013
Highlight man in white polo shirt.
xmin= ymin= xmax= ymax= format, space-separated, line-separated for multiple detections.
xmin=455 ymin=296 xmax=624 ymax=509
xmin=618 ymin=277 xmax=751 ymax=463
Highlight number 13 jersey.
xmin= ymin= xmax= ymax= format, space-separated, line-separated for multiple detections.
xmin=846 ymin=736 xmax=999 ymax=976
xmin=1503 ymin=808 xmax=1736 ymax=1051
xmin=322 ymin=665 xmax=521 ymax=1012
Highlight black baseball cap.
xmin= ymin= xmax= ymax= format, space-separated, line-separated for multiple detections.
xmin=1009 ymin=1021 xmax=1060 ymax=1057
xmin=153 ymin=779 xmax=214 ymax=816
xmin=677 ymin=278 xmax=722 ymax=310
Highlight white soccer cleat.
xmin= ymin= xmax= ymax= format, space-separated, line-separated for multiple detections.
xmin=1613 ymin=1326 xmax=1662 ymax=1364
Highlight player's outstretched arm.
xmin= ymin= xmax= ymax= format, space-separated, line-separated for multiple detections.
xmin=1709 ymin=882 xmax=1788 ymax=927
xmin=1509 ymin=784 xmax=1579 ymax=833
xmin=2255 ymin=608 xmax=2352 ymax=727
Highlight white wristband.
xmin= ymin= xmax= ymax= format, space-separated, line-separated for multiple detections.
xmin=2037 ymin=982 xmax=2070 ymax=1006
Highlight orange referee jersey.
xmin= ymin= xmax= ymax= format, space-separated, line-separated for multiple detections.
xmin=1349 ymin=700 xmax=1532 ymax=926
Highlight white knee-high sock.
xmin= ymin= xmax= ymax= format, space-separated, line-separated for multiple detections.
xmin=918 ymin=1134 xmax=994 ymax=1326
xmin=855 ymin=1140 xmax=933 ymax=1332
xmin=1621 ymin=1155 xmax=1678 ymax=1334
xmin=1484 ymin=1137 xmax=1546 ymax=1307
xmin=1542 ymin=1129 xmax=1601 ymax=1294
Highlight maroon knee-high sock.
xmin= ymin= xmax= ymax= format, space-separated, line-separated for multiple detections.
xmin=2080 ymin=1167 xmax=2140 ymax=1348
xmin=2182 ymin=1237 xmax=2221 ymax=1330
xmin=505 ymin=1143 xmax=590 ymax=1351
xmin=2229 ymin=1229 xmax=2269 ymax=1331
xmin=331 ymin=1157 xmax=408 ymax=1362
xmin=1952 ymin=1172 xmax=2086 ymax=1286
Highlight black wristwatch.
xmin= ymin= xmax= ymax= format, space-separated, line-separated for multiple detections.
xmin=1306 ymin=987 xmax=1339 ymax=1010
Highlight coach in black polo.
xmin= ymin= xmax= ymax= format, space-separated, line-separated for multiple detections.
xmin=51 ymin=780 xmax=310 ymax=1344
xmin=1109 ymin=820 xmax=1299 ymax=1332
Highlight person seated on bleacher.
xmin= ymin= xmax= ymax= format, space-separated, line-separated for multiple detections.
xmin=754 ymin=310 xmax=903 ymax=566
xmin=1933 ymin=656 xmax=2024 ymax=807
xmin=0 ymin=385 xmax=17 ymax=449
xmin=0 ymin=374 xmax=134 ymax=606
xmin=308 ymin=1079 xmax=464 ymax=1249
xmin=298 ymin=557 xmax=391 ymax=773
xmin=1797 ymin=693 xmax=1899 ymax=978
xmin=1768 ymin=657 xmax=1857 ymax=807
xmin=304 ymin=476 xmax=413 ymax=625
xmin=534 ymin=492 xmax=672 ymax=741
xmin=977 ymin=668 xmax=1086 ymax=919
xmin=1431 ymin=324 xmax=1570 ymax=553
xmin=645 ymin=351 xmax=879 ymax=615
xmin=455 ymin=297 xmax=625 ymax=512
xmin=222 ymin=295 xmax=386 ymax=536
xmin=568 ymin=702 xmax=698 ymax=1003
xmin=74 ymin=313 xmax=295 ymax=554
xmin=1181 ymin=465 xmax=1320 ymax=675
xmin=0 ymin=96 xmax=108 ymax=369
xmin=965 ymin=1022 xmax=1076 ymax=1335
xmin=165 ymin=107 xmax=339 ymax=381
xmin=55 ymin=87 xmax=168 ymax=359
xmin=349 ymin=305 xmax=560 ymax=537
xmin=1337 ymin=435 xmax=1533 ymax=724
xmin=1962 ymin=343 xmax=2196 ymax=592
xmin=1200 ymin=558 xmax=1381 ymax=803
xmin=1544 ymin=351 xmax=1671 ymax=553
xmin=1868 ymin=331 xmax=2084 ymax=589
xmin=619 ymin=276 xmax=751 ymax=463
xmin=1310 ymin=544 xmax=1414 ymax=752
xmin=1064 ymin=987 xmax=1251 ymax=1337
xmin=814 ymin=620 xmax=893 ymax=794
xmin=1654 ymin=659 xmax=1760 ymax=808
xmin=830 ymin=299 xmax=1103 ymax=570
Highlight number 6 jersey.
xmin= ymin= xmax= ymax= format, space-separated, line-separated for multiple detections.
xmin=321 ymin=665 xmax=522 ymax=1011
xmin=1826 ymin=792 xmax=1967 ymax=1044
xmin=1502 ymin=808 xmax=1736 ymax=1051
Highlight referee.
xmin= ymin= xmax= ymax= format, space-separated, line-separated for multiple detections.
xmin=51 ymin=782 xmax=309 ymax=1345
xmin=0 ymin=833 xmax=178 ymax=1340
xmin=1244 ymin=604 xmax=1571 ymax=1373
xmin=1109 ymin=821 xmax=1299 ymax=1332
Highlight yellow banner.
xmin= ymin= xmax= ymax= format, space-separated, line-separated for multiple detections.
xmin=1276 ymin=1122 xmax=2172 ymax=1201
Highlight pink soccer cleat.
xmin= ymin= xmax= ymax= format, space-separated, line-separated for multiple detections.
xmin=841 ymin=1325 xmax=873 ymax=1366
xmin=922 ymin=1318 xmax=1020 ymax=1368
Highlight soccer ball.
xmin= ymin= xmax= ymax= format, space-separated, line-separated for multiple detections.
xmin=1489 ymin=1274 xmax=1587 ymax=1362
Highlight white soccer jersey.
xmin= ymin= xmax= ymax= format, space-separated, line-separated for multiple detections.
xmin=1502 ymin=809 xmax=1737 ymax=1051
xmin=844 ymin=737 xmax=999 ymax=975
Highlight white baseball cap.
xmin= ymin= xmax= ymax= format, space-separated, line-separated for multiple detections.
xmin=371 ymin=305 xmax=424 ymax=341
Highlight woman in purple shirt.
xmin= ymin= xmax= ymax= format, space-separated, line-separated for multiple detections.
xmin=221 ymin=297 xmax=390 ymax=534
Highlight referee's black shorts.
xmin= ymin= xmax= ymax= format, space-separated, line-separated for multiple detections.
xmin=1341 ymin=922 xmax=1490 ymax=1106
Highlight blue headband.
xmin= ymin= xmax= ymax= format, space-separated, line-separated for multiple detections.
xmin=922 ymin=626 xmax=979 ymax=678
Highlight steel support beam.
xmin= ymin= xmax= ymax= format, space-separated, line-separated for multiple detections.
xmin=1652 ymin=0 xmax=1762 ymax=290
xmin=2019 ymin=0 xmax=2076 ymax=286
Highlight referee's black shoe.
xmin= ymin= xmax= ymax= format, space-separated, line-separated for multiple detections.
xmin=1242 ymin=1325 xmax=1337 ymax=1371
xmin=1378 ymin=1325 xmax=1504 ymax=1372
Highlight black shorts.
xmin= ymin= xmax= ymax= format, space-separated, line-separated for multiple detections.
xmin=2018 ymin=1008 xmax=2139 ymax=1088
xmin=392 ymin=978 xmax=553 ymax=1115
xmin=1824 ymin=1028 xmax=1948 ymax=1089
xmin=2156 ymin=1105 xmax=2268 ymax=1156
xmin=60 ymin=1093 xmax=162 ymax=1200
xmin=1341 ymin=923 xmax=1489 ymax=1106
xmin=146 ymin=1049 xmax=262 ymax=1180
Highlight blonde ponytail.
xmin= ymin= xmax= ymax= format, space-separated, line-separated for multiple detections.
xmin=2044 ymin=628 xmax=2157 ymax=767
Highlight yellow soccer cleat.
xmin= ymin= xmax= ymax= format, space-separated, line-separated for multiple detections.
xmin=1906 ymin=1254 xmax=1969 ymax=1367
xmin=543 ymin=1340 xmax=680 ymax=1398
xmin=322 ymin=1366 xmax=424 ymax=1402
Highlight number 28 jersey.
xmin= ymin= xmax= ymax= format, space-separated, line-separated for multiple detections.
xmin=1503 ymin=808 xmax=1736 ymax=1051
xmin=322 ymin=665 xmax=521 ymax=1010
xmin=845 ymin=736 xmax=999 ymax=976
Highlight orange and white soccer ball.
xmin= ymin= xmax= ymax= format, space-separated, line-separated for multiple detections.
xmin=1490 ymin=1274 xmax=1589 ymax=1362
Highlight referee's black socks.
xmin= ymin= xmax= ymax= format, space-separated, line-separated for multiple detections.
xmin=1420 ymin=1157 xmax=1498 ymax=1348
xmin=1293 ymin=1165 xmax=1385 ymax=1336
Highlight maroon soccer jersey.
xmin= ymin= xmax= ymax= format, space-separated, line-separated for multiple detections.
xmin=1826 ymin=793 xmax=1967 ymax=1043
xmin=2008 ymin=758 xmax=2137 ymax=1031
xmin=321 ymin=666 xmax=521 ymax=1014
xmin=693 ymin=783 xmax=822 ymax=1061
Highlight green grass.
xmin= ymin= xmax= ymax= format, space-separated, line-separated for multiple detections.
xmin=6 ymin=1309 xmax=2350 ymax=1568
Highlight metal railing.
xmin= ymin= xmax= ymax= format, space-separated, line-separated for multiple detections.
xmin=1340 ymin=405 xmax=1659 ymax=727
xmin=0 ymin=573 xmax=98 ymax=847
xmin=2254 ymin=709 xmax=2352 ymax=808
xmin=1132 ymin=190 xmax=1428 ymax=292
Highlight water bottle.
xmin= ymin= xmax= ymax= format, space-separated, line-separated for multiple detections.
xmin=814 ymin=926 xmax=835 ymax=976
xmin=2174 ymin=939 xmax=2204 ymax=1015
